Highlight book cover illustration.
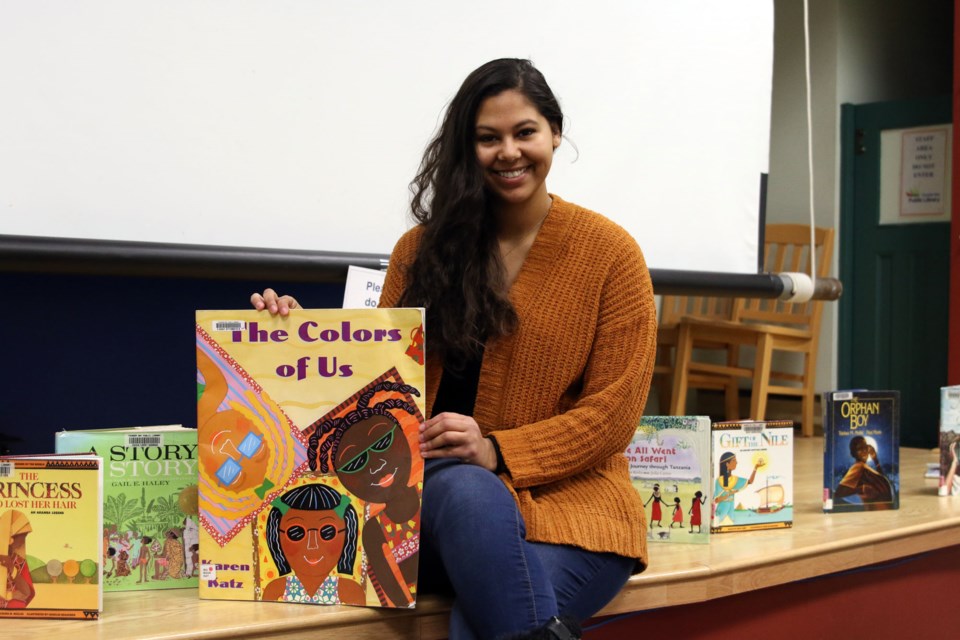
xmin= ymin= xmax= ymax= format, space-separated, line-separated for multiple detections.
xmin=55 ymin=425 xmax=199 ymax=592
xmin=196 ymin=308 xmax=425 ymax=609
xmin=711 ymin=420 xmax=794 ymax=533
xmin=822 ymin=390 xmax=900 ymax=512
xmin=628 ymin=416 xmax=711 ymax=544
xmin=0 ymin=455 xmax=103 ymax=619
xmin=938 ymin=385 xmax=959 ymax=497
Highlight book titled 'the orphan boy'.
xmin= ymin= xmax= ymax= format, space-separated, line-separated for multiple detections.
xmin=822 ymin=390 xmax=900 ymax=512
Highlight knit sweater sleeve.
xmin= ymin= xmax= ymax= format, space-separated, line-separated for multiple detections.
xmin=490 ymin=232 xmax=658 ymax=489
xmin=378 ymin=226 xmax=422 ymax=309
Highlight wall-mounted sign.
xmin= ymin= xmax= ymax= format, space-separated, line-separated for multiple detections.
xmin=879 ymin=125 xmax=952 ymax=225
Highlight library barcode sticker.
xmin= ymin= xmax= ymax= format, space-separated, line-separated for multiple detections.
xmin=833 ymin=391 xmax=854 ymax=401
xmin=0 ymin=461 xmax=13 ymax=478
xmin=126 ymin=434 xmax=163 ymax=448
xmin=213 ymin=321 xmax=246 ymax=332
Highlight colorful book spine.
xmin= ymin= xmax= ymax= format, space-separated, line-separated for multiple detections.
xmin=55 ymin=425 xmax=199 ymax=591
xmin=938 ymin=385 xmax=960 ymax=497
xmin=711 ymin=419 xmax=794 ymax=533
xmin=628 ymin=416 xmax=712 ymax=544
xmin=822 ymin=390 xmax=900 ymax=512
xmin=195 ymin=308 xmax=426 ymax=609
xmin=0 ymin=455 xmax=103 ymax=619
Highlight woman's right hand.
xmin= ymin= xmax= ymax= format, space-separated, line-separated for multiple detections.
xmin=250 ymin=288 xmax=300 ymax=316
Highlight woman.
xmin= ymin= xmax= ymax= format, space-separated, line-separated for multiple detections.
xmin=714 ymin=452 xmax=764 ymax=526
xmin=689 ymin=490 xmax=706 ymax=534
xmin=645 ymin=483 xmax=667 ymax=528
xmin=254 ymin=58 xmax=656 ymax=639
xmin=162 ymin=530 xmax=185 ymax=580
xmin=0 ymin=510 xmax=35 ymax=608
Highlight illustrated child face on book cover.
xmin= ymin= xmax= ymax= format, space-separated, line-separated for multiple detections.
xmin=261 ymin=482 xmax=363 ymax=606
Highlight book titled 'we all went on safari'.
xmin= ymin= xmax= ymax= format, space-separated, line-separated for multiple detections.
xmin=196 ymin=308 xmax=425 ymax=610
xmin=628 ymin=416 xmax=712 ymax=544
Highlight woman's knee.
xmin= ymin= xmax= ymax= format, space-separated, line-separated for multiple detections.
xmin=423 ymin=462 xmax=519 ymax=530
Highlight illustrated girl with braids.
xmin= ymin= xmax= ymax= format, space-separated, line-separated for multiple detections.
xmin=262 ymin=483 xmax=364 ymax=605
xmin=308 ymin=380 xmax=422 ymax=608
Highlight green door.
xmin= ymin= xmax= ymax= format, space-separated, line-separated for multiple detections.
xmin=839 ymin=97 xmax=951 ymax=448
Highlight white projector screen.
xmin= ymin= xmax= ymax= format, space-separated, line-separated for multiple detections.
xmin=0 ymin=1 xmax=772 ymax=274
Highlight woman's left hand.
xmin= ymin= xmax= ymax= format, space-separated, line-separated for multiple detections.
xmin=420 ymin=412 xmax=497 ymax=471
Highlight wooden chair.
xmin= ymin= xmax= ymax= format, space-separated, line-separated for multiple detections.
xmin=668 ymin=224 xmax=835 ymax=436
xmin=653 ymin=293 xmax=738 ymax=414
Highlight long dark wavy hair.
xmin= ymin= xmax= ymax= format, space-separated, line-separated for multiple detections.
xmin=397 ymin=58 xmax=564 ymax=368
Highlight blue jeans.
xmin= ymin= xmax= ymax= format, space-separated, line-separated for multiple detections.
xmin=418 ymin=459 xmax=635 ymax=639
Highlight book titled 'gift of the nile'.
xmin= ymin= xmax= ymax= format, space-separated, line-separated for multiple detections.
xmin=196 ymin=308 xmax=426 ymax=610
xmin=55 ymin=425 xmax=200 ymax=592
xmin=711 ymin=419 xmax=794 ymax=533
xmin=0 ymin=454 xmax=103 ymax=619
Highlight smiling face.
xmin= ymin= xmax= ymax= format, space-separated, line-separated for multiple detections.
xmin=334 ymin=415 xmax=412 ymax=503
xmin=278 ymin=508 xmax=345 ymax=581
xmin=474 ymin=89 xmax=561 ymax=210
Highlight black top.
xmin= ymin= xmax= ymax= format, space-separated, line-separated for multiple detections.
xmin=431 ymin=352 xmax=483 ymax=417
xmin=429 ymin=349 xmax=508 ymax=475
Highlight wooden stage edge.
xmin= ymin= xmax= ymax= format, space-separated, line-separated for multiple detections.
xmin=8 ymin=438 xmax=959 ymax=640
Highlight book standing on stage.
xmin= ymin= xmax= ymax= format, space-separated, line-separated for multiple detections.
xmin=823 ymin=390 xmax=900 ymax=512
xmin=195 ymin=308 xmax=425 ymax=609
xmin=0 ymin=454 xmax=103 ymax=619
xmin=55 ymin=425 xmax=200 ymax=591
xmin=628 ymin=416 xmax=712 ymax=544
xmin=939 ymin=385 xmax=960 ymax=497
xmin=711 ymin=419 xmax=794 ymax=533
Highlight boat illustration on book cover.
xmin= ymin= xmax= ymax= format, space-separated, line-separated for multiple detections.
xmin=196 ymin=308 xmax=425 ymax=609
xmin=55 ymin=425 xmax=199 ymax=592
xmin=628 ymin=416 xmax=711 ymax=544
xmin=0 ymin=455 xmax=103 ymax=619
xmin=822 ymin=390 xmax=900 ymax=512
xmin=710 ymin=420 xmax=794 ymax=533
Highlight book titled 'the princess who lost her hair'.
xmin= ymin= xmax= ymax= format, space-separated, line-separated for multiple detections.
xmin=196 ymin=308 xmax=426 ymax=610
xmin=0 ymin=454 xmax=103 ymax=619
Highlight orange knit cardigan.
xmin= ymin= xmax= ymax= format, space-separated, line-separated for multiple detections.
xmin=379 ymin=196 xmax=656 ymax=569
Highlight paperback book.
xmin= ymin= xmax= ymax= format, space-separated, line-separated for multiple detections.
xmin=822 ymin=390 xmax=900 ymax=512
xmin=711 ymin=420 xmax=794 ymax=533
xmin=938 ymin=385 xmax=960 ymax=497
xmin=55 ymin=425 xmax=199 ymax=591
xmin=628 ymin=416 xmax=711 ymax=544
xmin=0 ymin=454 xmax=103 ymax=619
xmin=196 ymin=308 xmax=426 ymax=609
